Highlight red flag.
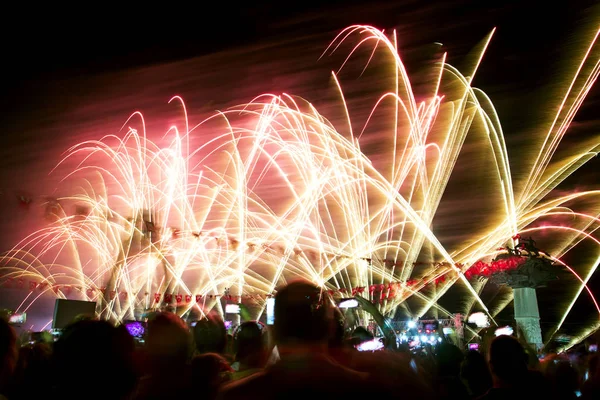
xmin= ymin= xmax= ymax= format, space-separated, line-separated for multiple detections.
xmin=28 ymin=281 xmax=37 ymax=291
xmin=387 ymin=283 xmax=397 ymax=299
xmin=185 ymin=294 xmax=192 ymax=303
xmin=165 ymin=293 xmax=173 ymax=303
xmin=175 ymin=294 xmax=182 ymax=303
xmin=195 ymin=294 xmax=202 ymax=303
xmin=154 ymin=293 xmax=161 ymax=303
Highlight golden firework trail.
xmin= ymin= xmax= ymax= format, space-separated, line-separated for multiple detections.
xmin=1 ymin=25 xmax=599 ymax=345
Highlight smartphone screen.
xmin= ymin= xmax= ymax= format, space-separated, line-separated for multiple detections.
xmin=225 ymin=304 xmax=240 ymax=314
xmin=338 ymin=298 xmax=358 ymax=309
xmin=124 ymin=321 xmax=145 ymax=338
xmin=468 ymin=343 xmax=479 ymax=351
xmin=266 ymin=297 xmax=275 ymax=325
xmin=8 ymin=313 xmax=26 ymax=325
xmin=355 ymin=338 xmax=384 ymax=352
xmin=495 ymin=326 xmax=514 ymax=336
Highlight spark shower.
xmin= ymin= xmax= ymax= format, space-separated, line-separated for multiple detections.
xmin=1 ymin=25 xmax=599 ymax=349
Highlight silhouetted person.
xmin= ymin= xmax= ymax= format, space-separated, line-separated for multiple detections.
xmin=219 ymin=279 xmax=390 ymax=399
xmin=328 ymin=307 xmax=346 ymax=350
xmin=583 ymin=353 xmax=600 ymax=399
xmin=547 ymin=359 xmax=580 ymax=400
xmin=0 ymin=318 xmax=17 ymax=400
xmin=434 ymin=342 xmax=469 ymax=399
xmin=230 ymin=321 xmax=268 ymax=380
xmin=225 ymin=333 xmax=235 ymax=360
xmin=191 ymin=353 xmax=233 ymax=400
xmin=51 ymin=319 xmax=136 ymax=400
xmin=133 ymin=312 xmax=193 ymax=400
xmin=8 ymin=342 xmax=52 ymax=400
xmin=328 ymin=307 xmax=353 ymax=366
xmin=193 ymin=311 xmax=227 ymax=356
xmin=461 ymin=350 xmax=492 ymax=398
xmin=348 ymin=326 xmax=373 ymax=347
xmin=478 ymin=335 xmax=548 ymax=399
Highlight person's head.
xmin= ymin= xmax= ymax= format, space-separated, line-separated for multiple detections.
xmin=462 ymin=349 xmax=489 ymax=377
xmin=461 ymin=349 xmax=492 ymax=396
xmin=435 ymin=342 xmax=464 ymax=377
xmin=488 ymin=335 xmax=528 ymax=385
xmin=52 ymin=319 xmax=136 ymax=398
xmin=193 ymin=311 xmax=227 ymax=355
xmin=349 ymin=326 xmax=374 ymax=347
xmin=0 ymin=317 xmax=17 ymax=391
xmin=273 ymin=279 xmax=334 ymax=347
xmin=191 ymin=353 xmax=232 ymax=399
xmin=553 ymin=360 xmax=580 ymax=394
xmin=146 ymin=311 xmax=192 ymax=366
xmin=234 ymin=321 xmax=267 ymax=368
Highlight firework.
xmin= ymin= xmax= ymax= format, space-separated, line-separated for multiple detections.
xmin=1 ymin=25 xmax=599 ymax=348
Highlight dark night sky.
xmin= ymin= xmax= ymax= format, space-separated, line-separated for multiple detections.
xmin=2 ymin=0 xmax=597 ymax=101
xmin=2 ymin=0 xmax=598 ymax=162
xmin=0 ymin=0 xmax=598 ymax=343
xmin=1 ymin=0 xmax=599 ymax=158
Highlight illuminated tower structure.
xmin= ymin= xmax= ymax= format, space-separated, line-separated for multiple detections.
xmin=490 ymin=237 xmax=558 ymax=351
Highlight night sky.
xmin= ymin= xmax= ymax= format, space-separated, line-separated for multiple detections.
xmin=0 ymin=0 xmax=598 ymax=343
xmin=3 ymin=0 xmax=598 ymax=106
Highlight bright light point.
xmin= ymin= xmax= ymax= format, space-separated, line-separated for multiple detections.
xmin=338 ymin=299 xmax=358 ymax=308
xmin=357 ymin=339 xmax=384 ymax=351
xmin=495 ymin=326 xmax=514 ymax=336
xmin=468 ymin=312 xmax=490 ymax=328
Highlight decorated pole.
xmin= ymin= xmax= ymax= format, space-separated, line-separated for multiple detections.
xmin=453 ymin=313 xmax=464 ymax=348
xmin=513 ymin=287 xmax=542 ymax=348
xmin=489 ymin=235 xmax=558 ymax=351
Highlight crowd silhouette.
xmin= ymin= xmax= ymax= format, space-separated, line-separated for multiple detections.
xmin=0 ymin=279 xmax=598 ymax=399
